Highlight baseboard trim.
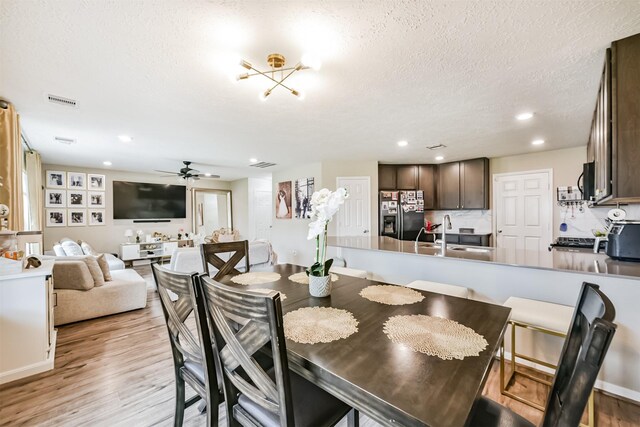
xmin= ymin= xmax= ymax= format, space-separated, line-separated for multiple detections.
xmin=498 ymin=350 xmax=640 ymax=404
xmin=0 ymin=330 xmax=57 ymax=385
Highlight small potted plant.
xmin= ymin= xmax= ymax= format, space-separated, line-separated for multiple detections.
xmin=306 ymin=187 xmax=348 ymax=297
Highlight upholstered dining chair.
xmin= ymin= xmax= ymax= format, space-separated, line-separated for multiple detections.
xmin=200 ymin=241 xmax=250 ymax=281
xmin=152 ymin=263 xmax=223 ymax=426
xmin=469 ymin=282 xmax=616 ymax=427
xmin=195 ymin=274 xmax=355 ymax=427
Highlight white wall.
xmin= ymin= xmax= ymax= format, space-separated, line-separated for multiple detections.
xmin=42 ymin=164 xmax=231 ymax=254
xmin=231 ymin=178 xmax=249 ymax=238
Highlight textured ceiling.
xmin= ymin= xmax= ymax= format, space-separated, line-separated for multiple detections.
xmin=1 ymin=0 xmax=640 ymax=180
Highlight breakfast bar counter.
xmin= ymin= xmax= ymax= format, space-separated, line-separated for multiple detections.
xmin=327 ymin=235 xmax=640 ymax=403
xmin=328 ymin=236 xmax=640 ymax=280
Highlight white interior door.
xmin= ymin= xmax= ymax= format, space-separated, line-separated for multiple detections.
xmin=494 ymin=171 xmax=552 ymax=251
xmin=254 ymin=190 xmax=272 ymax=241
xmin=336 ymin=177 xmax=371 ymax=237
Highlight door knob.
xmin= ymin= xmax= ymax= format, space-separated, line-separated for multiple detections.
xmin=498 ymin=230 xmax=503 ymax=233
xmin=363 ymin=229 xmax=369 ymax=234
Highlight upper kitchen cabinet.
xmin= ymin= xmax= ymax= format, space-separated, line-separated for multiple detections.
xmin=437 ymin=162 xmax=461 ymax=209
xmin=437 ymin=158 xmax=489 ymax=210
xmin=418 ymin=165 xmax=436 ymax=209
xmin=591 ymin=33 xmax=640 ymax=204
xmin=396 ymin=165 xmax=418 ymax=190
xmin=378 ymin=164 xmax=397 ymax=190
xmin=460 ymin=158 xmax=490 ymax=209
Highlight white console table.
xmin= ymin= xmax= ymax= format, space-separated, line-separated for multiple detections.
xmin=119 ymin=240 xmax=193 ymax=265
xmin=0 ymin=260 xmax=57 ymax=384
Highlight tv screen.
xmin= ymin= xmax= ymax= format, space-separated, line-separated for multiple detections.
xmin=113 ymin=181 xmax=186 ymax=220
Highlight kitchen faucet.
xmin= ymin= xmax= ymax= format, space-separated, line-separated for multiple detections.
xmin=415 ymin=227 xmax=426 ymax=250
xmin=441 ymin=214 xmax=452 ymax=255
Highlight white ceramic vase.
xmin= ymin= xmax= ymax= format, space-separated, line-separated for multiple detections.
xmin=309 ymin=275 xmax=332 ymax=297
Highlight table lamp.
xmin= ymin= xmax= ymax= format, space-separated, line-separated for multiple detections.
xmin=124 ymin=229 xmax=133 ymax=243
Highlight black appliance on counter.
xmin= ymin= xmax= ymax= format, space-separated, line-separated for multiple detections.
xmin=606 ymin=220 xmax=640 ymax=261
xmin=379 ymin=191 xmax=425 ymax=241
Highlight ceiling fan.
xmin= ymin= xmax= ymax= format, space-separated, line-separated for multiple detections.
xmin=155 ymin=161 xmax=220 ymax=180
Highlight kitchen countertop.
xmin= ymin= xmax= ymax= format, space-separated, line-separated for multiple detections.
xmin=328 ymin=236 xmax=640 ymax=280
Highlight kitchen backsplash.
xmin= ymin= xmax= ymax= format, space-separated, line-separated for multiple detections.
xmin=425 ymin=210 xmax=492 ymax=234
xmin=558 ymin=203 xmax=640 ymax=237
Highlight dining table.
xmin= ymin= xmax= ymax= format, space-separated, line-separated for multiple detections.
xmin=219 ymin=263 xmax=511 ymax=427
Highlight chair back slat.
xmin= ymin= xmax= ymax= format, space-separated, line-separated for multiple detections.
xmin=542 ymin=282 xmax=616 ymax=427
xmin=200 ymin=241 xmax=250 ymax=281
xmin=197 ymin=274 xmax=295 ymax=426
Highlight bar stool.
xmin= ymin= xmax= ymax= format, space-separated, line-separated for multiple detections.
xmin=331 ymin=265 xmax=368 ymax=279
xmin=501 ymin=296 xmax=595 ymax=427
xmin=405 ymin=280 xmax=469 ymax=298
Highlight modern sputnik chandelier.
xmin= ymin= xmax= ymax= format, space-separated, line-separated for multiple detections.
xmin=236 ymin=53 xmax=321 ymax=100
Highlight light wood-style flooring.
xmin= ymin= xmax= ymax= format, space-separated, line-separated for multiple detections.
xmin=1 ymin=265 xmax=638 ymax=426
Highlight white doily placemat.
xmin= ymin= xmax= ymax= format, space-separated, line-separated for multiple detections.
xmin=359 ymin=285 xmax=425 ymax=305
xmin=230 ymin=272 xmax=281 ymax=285
xmin=383 ymin=315 xmax=488 ymax=360
xmin=284 ymin=307 xmax=358 ymax=344
xmin=250 ymin=288 xmax=287 ymax=301
xmin=288 ymin=272 xmax=339 ymax=285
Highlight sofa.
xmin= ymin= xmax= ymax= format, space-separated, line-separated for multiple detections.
xmin=49 ymin=237 xmax=125 ymax=271
xmin=43 ymin=251 xmax=146 ymax=326
xmin=169 ymin=240 xmax=277 ymax=274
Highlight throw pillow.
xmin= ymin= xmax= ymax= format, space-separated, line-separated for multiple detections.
xmin=82 ymin=255 xmax=106 ymax=287
xmin=52 ymin=243 xmax=66 ymax=257
xmin=95 ymin=254 xmax=112 ymax=281
xmin=80 ymin=241 xmax=98 ymax=256
xmin=61 ymin=240 xmax=84 ymax=256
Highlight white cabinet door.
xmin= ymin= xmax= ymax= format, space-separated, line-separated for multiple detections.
xmin=120 ymin=245 xmax=139 ymax=261
xmin=163 ymin=242 xmax=178 ymax=257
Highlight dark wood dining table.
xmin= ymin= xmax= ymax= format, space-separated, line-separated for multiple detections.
xmin=220 ymin=263 xmax=511 ymax=427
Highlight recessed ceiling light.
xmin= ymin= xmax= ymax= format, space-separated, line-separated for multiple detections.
xmin=532 ymin=139 xmax=545 ymax=146
xmin=118 ymin=135 xmax=133 ymax=142
xmin=204 ymin=173 xmax=212 ymax=177
xmin=249 ymin=158 xmax=258 ymax=163
xmin=435 ymin=156 xmax=444 ymax=161
xmin=103 ymin=161 xmax=112 ymax=166
xmin=516 ymin=112 xmax=534 ymax=121
xmin=397 ymin=140 xmax=408 ymax=147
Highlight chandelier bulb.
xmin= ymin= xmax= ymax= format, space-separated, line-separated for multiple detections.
xmin=239 ymin=59 xmax=252 ymax=70
xmin=236 ymin=73 xmax=249 ymax=81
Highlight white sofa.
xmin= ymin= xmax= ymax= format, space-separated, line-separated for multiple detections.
xmin=48 ymin=238 xmax=125 ymax=271
xmin=170 ymin=240 xmax=276 ymax=274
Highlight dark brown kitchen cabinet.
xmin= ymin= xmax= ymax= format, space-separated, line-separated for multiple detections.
xmin=437 ymin=158 xmax=489 ymax=210
xmin=418 ymin=165 xmax=436 ymax=209
xmin=590 ymin=33 xmax=640 ymax=204
xmin=378 ymin=164 xmax=397 ymax=190
xmin=460 ymin=158 xmax=489 ymax=209
xmin=396 ymin=165 xmax=418 ymax=190
xmin=437 ymin=162 xmax=460 ymax=209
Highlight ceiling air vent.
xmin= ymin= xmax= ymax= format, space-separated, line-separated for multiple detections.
xmin=426 ymin=144 xmax=447 ymax=150
xmin=250 ymin=161 xmax=277 ymax=168
xmin=47 ymin=94 xmax=77 ymax=108
xmin=54 ymin=136 xmax=76 ymax=145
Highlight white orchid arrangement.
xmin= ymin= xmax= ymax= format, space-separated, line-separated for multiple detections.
xmin=306 ymin=187 xmax=349 ymax=277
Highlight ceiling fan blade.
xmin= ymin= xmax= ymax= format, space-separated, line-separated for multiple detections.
xmin=200 ymin=175 xmax=221 ymax=179
xmin=155 ymin=170 xmax=180 ymax=175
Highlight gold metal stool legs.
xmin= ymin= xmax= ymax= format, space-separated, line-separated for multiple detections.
xmin=500 ymin=320 xmax=596 ymax=427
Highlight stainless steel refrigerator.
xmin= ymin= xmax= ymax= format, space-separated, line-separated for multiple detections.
xmin=379 ymin=190 xmax=425 ymax=241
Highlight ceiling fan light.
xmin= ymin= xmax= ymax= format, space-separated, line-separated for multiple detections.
xmin=240 ymin=59 xmax=252 ymax=70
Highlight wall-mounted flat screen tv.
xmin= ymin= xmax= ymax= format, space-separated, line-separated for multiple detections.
xmin=113 ymin=181 xmax=186 ymax=219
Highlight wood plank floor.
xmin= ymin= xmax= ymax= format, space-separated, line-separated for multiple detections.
xmin=1 ymin=265 xmax=638 ymax=426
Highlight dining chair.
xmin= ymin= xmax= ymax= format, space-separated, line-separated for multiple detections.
xmin=195 ymin=274 xmax=355 ymax=427
xmin=152 ymin=263 xmax=223 ymax=426
xmin=200 ymin=241 xmax=250 ymax=281
xmin=470 ymin=282 xmax=616 ymax=427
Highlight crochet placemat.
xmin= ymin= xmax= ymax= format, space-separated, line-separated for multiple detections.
xmin=250 ymin=288 xmax=287 ymax=301
xmin=359 ymin=285 xmax=425 ymax=305
xmin=383 ymin=315 xmax=488 ymax=360
xmin=284 ymin=307 xmax=358 ymax=344
xmin=288 ymin=272 xmax=339 ymax=285
xmin=230 ymin=272 xmax=281 ymax=285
